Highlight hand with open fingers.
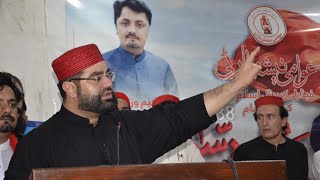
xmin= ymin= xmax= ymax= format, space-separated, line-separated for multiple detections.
xmin=233 ymin=46 xmax=262 ymax=89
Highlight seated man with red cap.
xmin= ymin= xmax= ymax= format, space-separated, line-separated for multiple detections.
xmin=233 ymin=96 xmax=308 ymax=180
xmin=6 ymin=44 xmax=261 ymax=180
xmin=115 ymin=92 xmax=131 ymax=110
xmin=152 ymin=94 xmax=205 ymax=163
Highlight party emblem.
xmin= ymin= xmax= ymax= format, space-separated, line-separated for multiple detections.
xmin=247 ymin=6 xmax=287 ymax=46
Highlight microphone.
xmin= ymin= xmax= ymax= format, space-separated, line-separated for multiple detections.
xmin=117 ymin=122 xmax=121 ymax=165
xmin=223 ymin=159 xmax=239 ymax=180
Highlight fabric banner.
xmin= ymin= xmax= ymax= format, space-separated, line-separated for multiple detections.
xmin=66 ymin=0 xmax=320 ymax=167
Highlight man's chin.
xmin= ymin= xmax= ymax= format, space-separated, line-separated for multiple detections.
xmin=261 ymin=133 xmax=276 ymax=139
xmin=126 ymin=43 xmax=141 ymax=49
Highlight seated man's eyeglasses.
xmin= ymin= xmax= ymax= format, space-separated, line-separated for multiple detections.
xmin=69 ymin=72 xmax=116 ymax=82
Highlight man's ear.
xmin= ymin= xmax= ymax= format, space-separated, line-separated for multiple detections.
xmin=282 ymin=117 xmax=288 ymax=127
xmin=62 ymin=81 xmax=78 ymax=98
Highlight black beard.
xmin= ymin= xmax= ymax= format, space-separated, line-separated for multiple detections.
xmin=78 ymin=88 xmax=118 ymax=114
xmin=0 ymin=122 xmax=15 ymax=133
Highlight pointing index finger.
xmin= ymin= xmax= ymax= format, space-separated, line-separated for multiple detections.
xmin=246 ymin=46 xmax=260 ymax=63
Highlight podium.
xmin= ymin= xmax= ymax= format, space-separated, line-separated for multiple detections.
xmin=30 ymin=160 xmax=286 ymax=180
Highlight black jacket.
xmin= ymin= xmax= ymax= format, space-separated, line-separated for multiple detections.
xmin=233 ymin=136 xmax=309 ymax=180
xmin=5 ymin=94 xmax=215 ymax=179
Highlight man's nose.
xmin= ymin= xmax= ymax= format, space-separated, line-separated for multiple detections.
xmin=262 ymin=118 xmax=268 ymax=126
xmin=127 ymin=24 xmax=137 ymax=34
xmin=101 ymin=75 xmax=113 ymax=88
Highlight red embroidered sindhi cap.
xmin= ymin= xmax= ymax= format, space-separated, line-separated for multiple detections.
xmin=52 ymin=44 xmax=104 ymax=81
xmin=254 ymin=96 xmax=284 ymax=108
xmin=116 ymin=92 xmax=130 ymax=106
xmin=152 ymin=94 xmax=180 ymax=107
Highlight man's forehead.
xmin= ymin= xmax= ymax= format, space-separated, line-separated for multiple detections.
xmin=256 ymin=104 xmax=279 ymax=114
xmin=119 ymin=7 xmax=148 ymax=22
xmin=0 ymin=85 xmax=16 ymax=101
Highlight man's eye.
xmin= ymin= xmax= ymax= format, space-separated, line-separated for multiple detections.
xmin=93 ymin=76 xmax=102 ymax=81
xmin=10 ymin=103 xmax=17 ymax=108
xmin=266 ymin=115 xmax=274 ymax=119
xmin=137 ymin=23 xmax=144 ymax=28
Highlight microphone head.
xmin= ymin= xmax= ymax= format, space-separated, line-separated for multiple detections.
xmin=272 ymin=145 xmax=277 ymax=152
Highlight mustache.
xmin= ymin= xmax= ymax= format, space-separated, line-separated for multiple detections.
xmin=100 ymin=87 xmax=114 ymax=97
xmin=102 ymin=87 xmax=113 ymax=93
xmin=0 ymin=114 xmax=15 ymax=122
xmin=126 ymin=33 xmax=138 ymax=39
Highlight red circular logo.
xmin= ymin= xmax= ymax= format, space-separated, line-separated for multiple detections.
xmin=247 ymin=6 xmax=287 ymax=46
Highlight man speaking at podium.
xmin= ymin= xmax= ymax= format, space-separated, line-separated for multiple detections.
xmin=5 ymin=44 xmax=261 ymax=179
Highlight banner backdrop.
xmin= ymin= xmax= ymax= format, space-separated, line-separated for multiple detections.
xmin=66 ymin=0 xmax=320 ymax=171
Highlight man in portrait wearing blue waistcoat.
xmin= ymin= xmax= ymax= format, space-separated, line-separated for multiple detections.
xmin=103 ymin=0 xmax=178 ymax=105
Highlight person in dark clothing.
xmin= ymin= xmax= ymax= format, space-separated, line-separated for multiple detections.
xmin=5 ymin=44 xmax=261 ymax=179
xmin=310 ymin=113 xmax=320 ymax=179
xmin=311 ymin=113 xmax=320 ymax=153
xmin=233 ymin=96 xmax=308 ymax=180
